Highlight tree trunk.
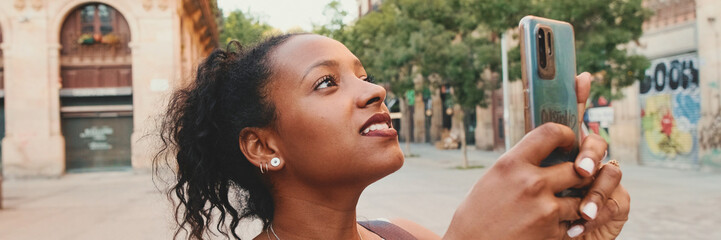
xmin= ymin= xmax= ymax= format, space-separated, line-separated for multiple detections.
xmin=412 ymin=65 xmax=426 ymax=143
xmin=452 ymin=104 xmax=469 ymax=168
xmin=400 ymin=96 xmax=412 ymax=155
xmin=429 ymin=75 xmax=444 ymax=144
xmin=413 ymin=90 xmax=426 ymax=143
xmin=475 ymin=105 xmax=494 ymax=150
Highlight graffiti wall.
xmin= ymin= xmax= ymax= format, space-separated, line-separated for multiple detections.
xmin=700 ymin=108 xmax=721 ymax=168
xmin=639 ymin=53 xmax=700 ymax=168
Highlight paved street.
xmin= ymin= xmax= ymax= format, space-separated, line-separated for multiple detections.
xmin=1 ymin=143 xmax=720 ymax=239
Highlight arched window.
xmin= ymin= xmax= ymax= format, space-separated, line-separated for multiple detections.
xmin=60 ymin=2 xmax=131 ymax=60
xmin=80 ymin=4 xmax=115 ymax=35
xmin=59 ymin=3 xmax=131 ymax=88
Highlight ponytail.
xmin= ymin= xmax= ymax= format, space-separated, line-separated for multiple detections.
xmin=155 ymin=33 xmax=300 ymax=240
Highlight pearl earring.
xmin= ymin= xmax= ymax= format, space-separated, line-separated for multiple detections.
xmin=270 ymin=157 xmax=281 ymax=167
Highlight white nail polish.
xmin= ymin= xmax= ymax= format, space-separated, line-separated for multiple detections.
xmin=579 ymin=157 xmax=595 ymax=175
xmin=583 ymin=202 xmax=598 ymax=220
xmin=567 ymin=225 xmax=584 ymax=238
xmin=603 ymin=150 xmax=608 ymax=160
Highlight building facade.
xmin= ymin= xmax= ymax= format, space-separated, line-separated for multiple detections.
xmin=356 ymin=0 xmax=382 ymax=18
xmin=0 ymin=0 xmax=218 ymax=177
xmin=607 ymin=0 xmax=721 ymax=170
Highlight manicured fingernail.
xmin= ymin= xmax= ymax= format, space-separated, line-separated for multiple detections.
xmin=567 ymin=224 xmax=584 ymax=238
xmin=579 ymin=157 xmax=595 ymax=175
xmin=603 ymin=150 xmax=608 ymax=160
xmin=583 ymin=202 xmax=598 ymax=220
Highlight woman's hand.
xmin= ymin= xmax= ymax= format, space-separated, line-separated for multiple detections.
xmin=444 ymin=122 xmax=608 ymax=240
xmin=442 ymin=73 xmax=629 ymax=240
xmin=566 ymin=73 xmax=631 ymax=239
xmin=564 ymin=179 xmax=630 ymax=240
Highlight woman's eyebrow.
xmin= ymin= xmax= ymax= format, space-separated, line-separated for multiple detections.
xmin=302 ymin=60 xmax=339 ymax=84
xmin=300 ymin=59 xmax=364 ymax=86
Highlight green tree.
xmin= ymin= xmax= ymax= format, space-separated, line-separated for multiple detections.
xmin=219 ymin=9 xmax=273 ymax=46
xmin=536 ymin=0 xmax=652 ymax=100
xmin=312 ymin=0 xmax=349 ymax=41
xmin=461 ymin=0 xmax=652 ymax=101
xmin=316 ymin=0 xmax=651 ymax=167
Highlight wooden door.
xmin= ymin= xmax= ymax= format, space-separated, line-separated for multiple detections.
xmin=62 ymin=113 xmax=132 ymax=171
xmin=59 ymin=3 xmax=133 ymax=171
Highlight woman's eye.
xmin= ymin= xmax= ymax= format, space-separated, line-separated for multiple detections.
xmin=365 ymin=75 xmax=377 ymax=84
xmin=315 ymin=75 xmax=337 ymax=90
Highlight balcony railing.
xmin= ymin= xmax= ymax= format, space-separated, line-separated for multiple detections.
xmin=60 ymin=32 xmax=131 ymax=65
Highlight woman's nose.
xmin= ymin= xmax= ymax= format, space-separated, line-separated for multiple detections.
xmin=356 ymin=80 xmax=386 ymax=108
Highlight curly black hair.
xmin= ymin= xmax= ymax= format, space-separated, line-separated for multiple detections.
xmin=155 ymin=33 xmax=301 ymax=239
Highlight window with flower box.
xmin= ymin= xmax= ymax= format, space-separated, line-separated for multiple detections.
xmin=59 ymin=3 xmax=131 ymax=89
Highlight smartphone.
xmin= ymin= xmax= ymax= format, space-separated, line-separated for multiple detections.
xmin=519 ymin=16 xmax=581 ymax=170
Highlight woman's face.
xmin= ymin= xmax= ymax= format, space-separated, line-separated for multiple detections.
xmin=266 ymin=34 xmax=403 ymax=187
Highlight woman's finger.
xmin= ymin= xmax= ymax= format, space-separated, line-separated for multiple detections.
xmin=543 ymin=134 xmax=607 ymax=192
xmin=566 ymin=222 xmax=585 ymax=239
xmin=577 ymin=185 xmax=630 ymax=238
xmin=543 ymin=161 xmax=592 ymax=193
xmin=580 ymin=162 xmax=623 ymax=221
xmin=556 ymin=197 xmax=582 ymax=221
xmin=575 ymin=133 xmax=607 ymax=177
xmin=506 ymin=123 xmax=576 ymax=166
xmin=576 ymin=72 xmax=592 ymax=104
xmin=576 ymin=72 xmax=592 ymax=139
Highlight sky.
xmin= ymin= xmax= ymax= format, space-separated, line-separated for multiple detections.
xmin=216 ymin=0 xmax=359 ymax=32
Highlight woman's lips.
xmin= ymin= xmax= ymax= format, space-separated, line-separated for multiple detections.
xmin=363 ymin=128 xmax=397 ymax=137
xmin=359 ymin=112 xmax=396 ymax=137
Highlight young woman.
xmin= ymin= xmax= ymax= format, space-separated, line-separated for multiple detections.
xmin=157 ymin=33 xmax=629 ymax=240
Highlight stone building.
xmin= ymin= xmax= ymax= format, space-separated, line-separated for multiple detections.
xmin=356 ymin=0 xmax=383 ymax=18
xmin=0 ymin=0 xmax=219 ymax=177
xmin=598 ymin=0 xmax=721 ymax=170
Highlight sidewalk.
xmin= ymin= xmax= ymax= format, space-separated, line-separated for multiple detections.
xmin=0 ymin=143 xmax=719 ymax=239
xmin=365 ymin=143 xmax=721 ymax=240
xmin=0 ymin=171 xmax=176 ymax=240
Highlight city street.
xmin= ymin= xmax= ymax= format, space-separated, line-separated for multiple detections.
xmin=0 ymin=143 xmax=719 ymax=239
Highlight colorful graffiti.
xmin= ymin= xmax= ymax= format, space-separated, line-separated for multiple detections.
xmin=639 ymin=53 xmax=700 ymax=167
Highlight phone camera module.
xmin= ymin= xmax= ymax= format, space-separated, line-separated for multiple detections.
xmin=536 ymin=25 xmax=556 ymax=80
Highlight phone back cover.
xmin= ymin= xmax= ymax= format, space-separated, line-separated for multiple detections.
xmin=520 ymin=16 xmax=579 ymax=166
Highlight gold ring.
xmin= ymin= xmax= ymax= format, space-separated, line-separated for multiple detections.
xmin=608 ymin=197 xmax=622 ymax=213
xmin=607 ymin=159 xmax=620 ymax=168
xmin=609 ymin=197 xmax=621 ymax=207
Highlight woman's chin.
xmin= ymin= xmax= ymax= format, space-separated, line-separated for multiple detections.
xmin=374 ymin=146 xmax=405 ymax=177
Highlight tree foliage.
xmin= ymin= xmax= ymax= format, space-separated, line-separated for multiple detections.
xmin=534 ymin=0 xmax=652 ymax=100
xmin=315 ymin=0 xmax=651 ymax=107
xmin=219 ymin=9 xmax=273 ymax=46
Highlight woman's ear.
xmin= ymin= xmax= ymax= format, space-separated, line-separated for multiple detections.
xmin=239 ymin=128 xmax=285 ymax=173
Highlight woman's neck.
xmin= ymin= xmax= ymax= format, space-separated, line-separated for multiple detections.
xmin=265 ymin=185 xmax=364 ymax=240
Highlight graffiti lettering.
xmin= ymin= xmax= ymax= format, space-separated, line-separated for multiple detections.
xmin=640 ymin=57 xmax=699 ymax=94
xmin=639 ymin=53 xmax=700 ymax=165
xmin=541 ymin=109 xmax=577 ymax=130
